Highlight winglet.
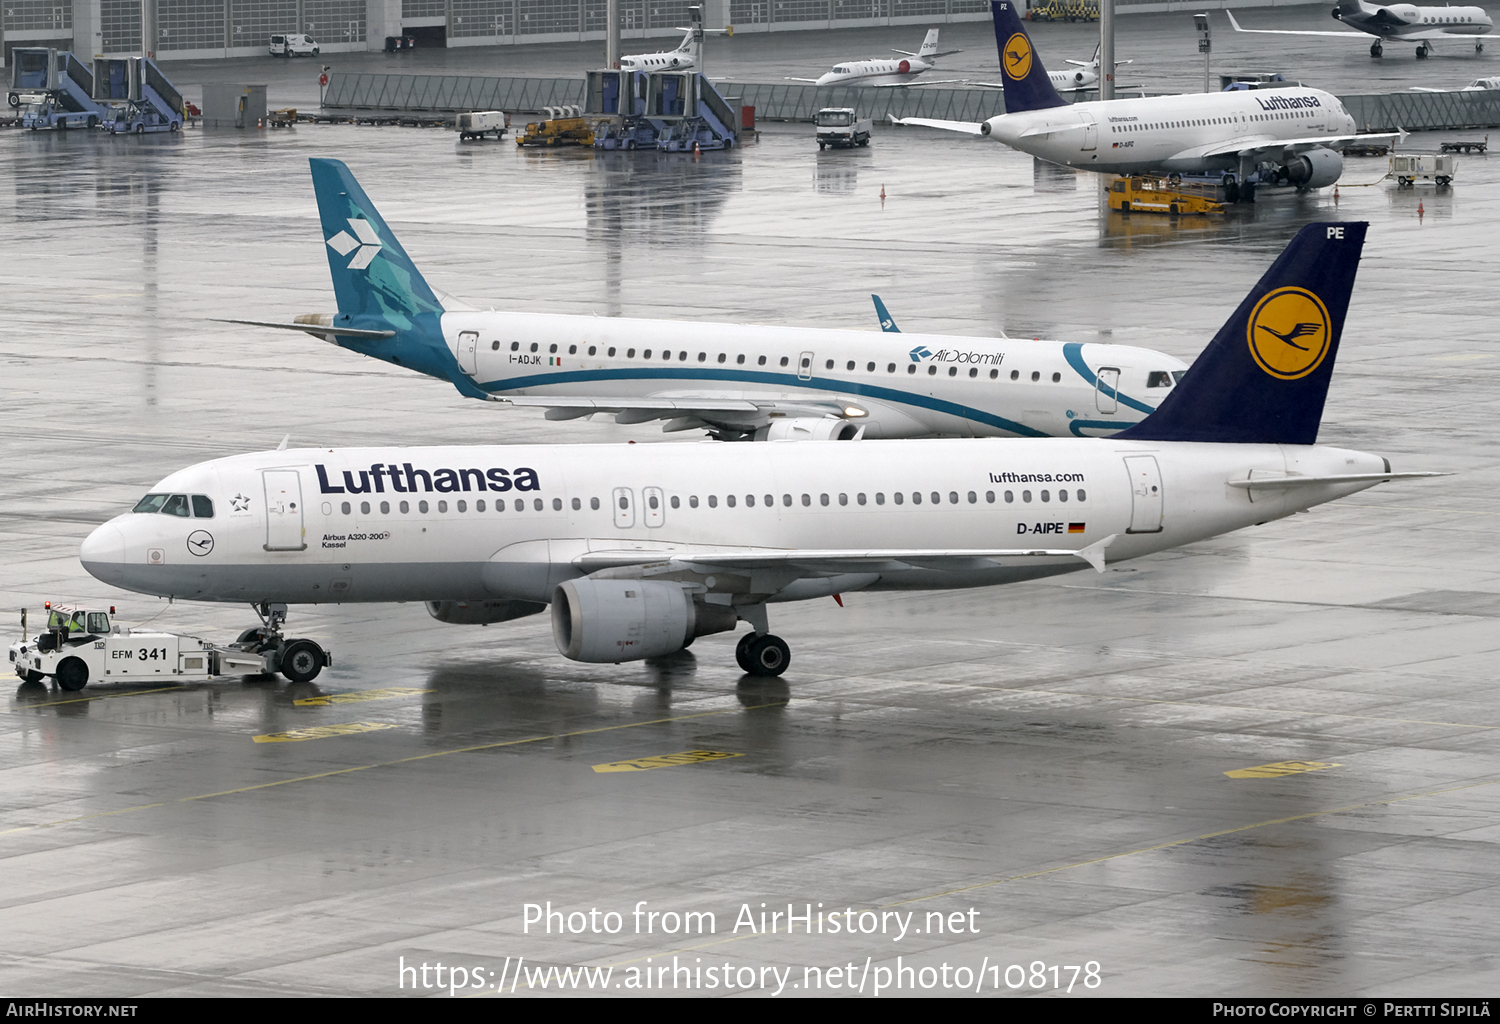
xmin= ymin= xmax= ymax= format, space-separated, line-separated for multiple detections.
xmin=1074 ymin=534 xmax=1116 ymax=574
xmin=872 ymin=294 xmax=901 ymax=333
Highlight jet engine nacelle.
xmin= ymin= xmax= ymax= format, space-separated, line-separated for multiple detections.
xmin=551 ymin=579 xmax=738 ymax=663
xmin=426 ymin=599 xmax=547 ymax=625
xmin=1284 ymin=148 xmax=1343 ymax=189
xmin=754 ymin=417 xmax=861 ymax=442
xmin=898 ymin=59 xmax=911 ymax=74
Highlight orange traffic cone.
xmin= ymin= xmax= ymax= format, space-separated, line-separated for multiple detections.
xmin=880 ymin=184 xmax=886 ymax=201
xmin=1333 ymin=185 xmax=1340 ymax=203
xmin=1418 ymin=199 xmax=1424 ymax=220
xmin=693 ymin=140 xmax=700 ymax=156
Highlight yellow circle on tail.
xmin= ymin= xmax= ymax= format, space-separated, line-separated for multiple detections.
xmin=1003 ymin=33 xmax=1034 ymax=81
xmin=1246 ymin=286 xmax=1331 ymax=380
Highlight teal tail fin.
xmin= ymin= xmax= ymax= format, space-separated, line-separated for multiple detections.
xmin=872 ymin=294 xmax=901 ymax=333
xmin=309 ymin=157 xmax=444 ymax=324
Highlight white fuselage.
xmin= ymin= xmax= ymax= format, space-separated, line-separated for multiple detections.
xmin=81 ymin=439 xmax=1386 ymax=609
xmin=1339 ymin=2 xmax=1492 ymax=38
xmin=435 ymin=311 xmax=1186 ymax=439
xmin=816 ymin=57 xmax=935 ymax=87
xmin=984 ymin=87 xmax=1358 ymax=174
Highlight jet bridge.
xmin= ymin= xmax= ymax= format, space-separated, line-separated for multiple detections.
xmin=93 ymin=56 xmax=184 ymax=133
xmin=9 ymin=49 xmax=112 ymax=129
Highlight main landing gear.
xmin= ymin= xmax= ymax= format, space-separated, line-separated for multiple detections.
xmin=238 ymin=602 xmax=329 ymax=684
xmin=1416 ymin=42 xmax=1431 ymax=60
xmin=735 ymin=630 xmax=791 ymax=677
xmin=1371 ymin=40 xmax=1383 ymax=58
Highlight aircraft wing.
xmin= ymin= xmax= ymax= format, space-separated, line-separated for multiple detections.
xmin=1168 ymin=131 xmax=1404 ymax=162
xmin=575 ymin=534 xmax=1118 ymax=576
xmin=784 ymin=77 xmax=821 ymax=83
xmin=494 ymin=395 xmax=859 ymax=428
xmin=1225 ymin=11 xmax=1373 ymax=37
xmin=891 ymin=116 xmax=986 ymax=134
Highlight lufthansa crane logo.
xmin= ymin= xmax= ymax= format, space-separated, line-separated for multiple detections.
xmin=325 ymin=217 xmax=383 ymax=270
xmin=1003 ymin=33 xmax=1034 ymax=80
xmin=1246 ymin=286 xmax=1332 ymax=380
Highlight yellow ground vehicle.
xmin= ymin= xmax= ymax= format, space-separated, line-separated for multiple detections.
xmin=1108 ymin=176 xmax=1225 ymax=216
xmin=516 ymin=105 xmax=595 ymax=147
xmin=1028 ymin=0 xmax=1099 ymax=22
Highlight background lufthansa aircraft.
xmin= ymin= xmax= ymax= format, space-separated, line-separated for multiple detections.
xmin=222 ymin=159 xmax=1187 ymax=442
xmin=87 ymin=224 xmax=1442 ymax=679
xmin=901 ymin=2 xmax=1400 ymax=193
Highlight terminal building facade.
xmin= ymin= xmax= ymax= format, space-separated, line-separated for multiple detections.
xmin=1 ymin=0 xmax=1317 ymax=63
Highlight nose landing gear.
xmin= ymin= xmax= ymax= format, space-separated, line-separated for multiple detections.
xmin=239 ymin=602 xmax=330 ymax=683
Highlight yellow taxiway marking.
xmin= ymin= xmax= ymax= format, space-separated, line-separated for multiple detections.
xmin=593 ymin=749 xmax=742 ymax=773
xmin=9 ymin=686 xmax=190 ymax=709
xmin=252 ymin=721 xmax=399 ymax=744
xmin=292 ymin=687 xmax=433 ymax=707
xmin=0 ymin=700 xmax=788 ymax=838
xmin=1225 ymin=760 xmax=1341 ymax=779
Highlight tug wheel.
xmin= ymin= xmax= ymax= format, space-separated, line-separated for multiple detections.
xmin=56 ymin=658 xmax=89 ymax=692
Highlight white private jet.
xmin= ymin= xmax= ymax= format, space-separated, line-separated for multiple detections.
xmin=79 ymin=223 xmax=1443 ymax=681
xmin=898 ymin=1 xmax=1400 ymax=197
xmin=974 ymin=45 xmax=1133 ymax=93
xmin=788 ymin=29 xmax=964 ymax=88
xmin=1412 ymin=75 xmax=1500 ymax=89
xmin=1227 ymin=3 xmax=1497 ymax=59
xmin=219 ymin=158 xmax=1188 ymax=443
xmin=617 ymin=5 xmax=726 ymax=71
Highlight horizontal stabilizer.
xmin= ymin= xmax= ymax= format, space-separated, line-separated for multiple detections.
xmin=212 ymin=318 xmax=396 ymax=339
xmin=893 ymin=116 xmax=985 ymax=134
xmin=1227 ymin=471 xmax=1450 ymax=490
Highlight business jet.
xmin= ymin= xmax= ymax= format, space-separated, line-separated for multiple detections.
xmin=1227 ymin=4 xmax=1496 ymax=59
xmin=787 ymin=29 xmax=964 ymax=88
xmin=79 ymin=223 xmax=1442 ymax=681
xmin=221 ymin=158 xmax=1187 ymax=443
xmin=898 ymin=2 xmax=1400 ymax=197
xmin=1412 ymin=75 xmax=1500 ymax=89
xmin=974 ymin=45 xmax=1133 ymax=93
xmin=618 ymin=5 xmax=726 ymax=71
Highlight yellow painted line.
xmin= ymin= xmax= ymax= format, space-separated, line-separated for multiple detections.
xmin=8 ymin=685 xmax=190 ymax=709
xmin=0 ymin=700 xmax=788 ymax=838
xmin=593 ymin=749 xmax=742 ymax=773
xmin=293 ymin=687 xmax=433 ymax=707
xmin=252 ymin=721 xmax=399 ymax=744
xmin=1225 ymin=760 xmax=1341 ymax=779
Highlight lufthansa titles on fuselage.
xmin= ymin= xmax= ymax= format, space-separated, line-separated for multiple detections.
xmin=315 ymin=463 xmax=541 ymax=495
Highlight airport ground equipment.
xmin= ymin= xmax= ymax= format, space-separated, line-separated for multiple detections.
xmin=93 ymin=57 xmax=184 ymax=134
xmin=1219 ymin=72 xmax=1296 ymax=91
xmin=10 ymin=49 xmax=111 ymax=130
xmin=587 ymin=69 xmax=666 ymax=150
xmin=454 ymin=110 xmax=509 ymax=140
xmin=1028 ymin=0 xmax=1098 ymax=22
xmin=9 ymin=603 xmax=329 ymax=691
xmin=1108 ymin=175 xmax=1226 ymax=215
xmin=267 ymin=108 xmax=299 ymax=128
xmin=816 ymin=108 xmax=871 ymax=149
xmin=516 ymin=106 xmax=595 ymax=147
xmin=202 ymin=85 xmax=267 ymax=129
xmin=270 ymin=33 xmax=320 ymax=57
xmin=1440 ymin=138 xmax=1487 ymax=153
xmin=1390 ymin=152 xmax=1456 ymax=185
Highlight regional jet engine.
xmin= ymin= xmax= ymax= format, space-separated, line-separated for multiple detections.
xmin=754 ymin=417 xmax=861 ymax=442
xmin=551 ymin=579 xmax=738 ymax=663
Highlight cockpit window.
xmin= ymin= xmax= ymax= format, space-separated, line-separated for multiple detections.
xmin=1172 ymin=370 xmax=1187 ymax=385
xmin=133 ymin=494 xmax=169 ymax=513
xmin=161 ymin=494 xmax=191 ymax=517
xmin=191 ymin=495 xmax=214 ymax=518
xmin=1147 ymin=371 xmax=1175 ymax=388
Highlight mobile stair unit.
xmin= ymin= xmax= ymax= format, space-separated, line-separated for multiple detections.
xmin=9 ymin=48 xmax=112 ymax=130
xmin=93 ymin=57 xmax=185 ymax=133
xmin=586 ymin=69 xmax=738 ymax=152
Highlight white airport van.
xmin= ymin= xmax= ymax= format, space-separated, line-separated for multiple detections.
xmin=269 ymin=33 xmax=320 ymax=57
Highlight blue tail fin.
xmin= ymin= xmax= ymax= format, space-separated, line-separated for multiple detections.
xmin=1117 ymin=222 xmax=1368 ymax=446
xmin=872 ymin=294 xmax=901 ymax=333
xmin=990 ymin=1 xmax=1068 ymax=114
xmin=309 ymin=158 xmax=444 ymax=323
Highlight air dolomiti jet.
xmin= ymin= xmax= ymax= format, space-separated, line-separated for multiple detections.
xmin=82 ymin=223 xmax=1441 ymax=681
xmin=789 ymin=29 xmax=964 ymax=88
xmin=1229 ymin=3 xmax=1497 ymax=59
xmin=223 ymin=159 xmax=1186 ymax=442
xmin=901 ymin=2 xmax=1400 ymax=195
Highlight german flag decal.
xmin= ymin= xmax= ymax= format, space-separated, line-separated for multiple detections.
xmin=1068 ymin=523 xmax=1086 ymax=534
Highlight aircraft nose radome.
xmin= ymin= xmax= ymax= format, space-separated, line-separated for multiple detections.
xmin=80 ymin=523 xmax=126 ymax=581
